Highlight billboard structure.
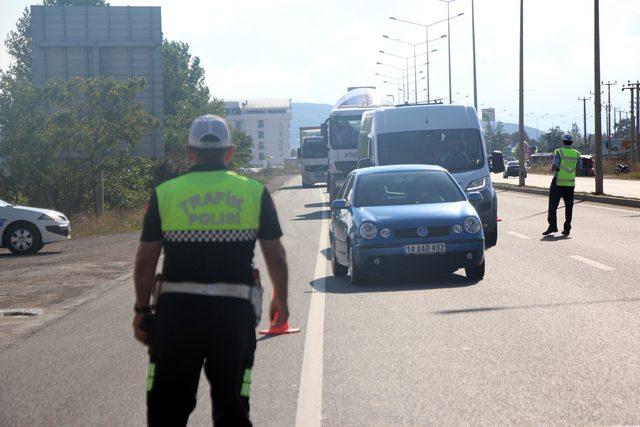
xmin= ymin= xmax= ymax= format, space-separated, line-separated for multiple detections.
xmin=481 ymin=108 xmax=496 ymax=123
xmin=30 ymin=5 xmax=164 ymax=158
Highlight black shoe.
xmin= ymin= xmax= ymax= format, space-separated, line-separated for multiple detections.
xmin=561 ymin=229 xmax=570 ymax=236
xmin=542 ymin=227 xmax=558 ymax=235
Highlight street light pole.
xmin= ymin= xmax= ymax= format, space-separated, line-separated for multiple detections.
xmin=518 ymin=0 xmax=525 ymax=187
xmin=413 ymin=45 xmax=418 ymax=103
xmin=593 ymin=0 xmax=604 ymax=194
xmin=471 ymin=0 xmax=478 ymax=110
xmin=439 ymin=0 xmax=455 ymax=104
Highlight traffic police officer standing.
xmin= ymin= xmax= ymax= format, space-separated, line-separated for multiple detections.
xmin=132 ymin=115 xmax=289 ymax=426
xmin=543 ymin=134 xmax=582 ymax=236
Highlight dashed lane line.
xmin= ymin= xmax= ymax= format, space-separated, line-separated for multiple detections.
xmin=295 ymin=190 xmax=329 ymax=427
xmin=506 ymin=231 xmax=531 ymax=240
xmin=569 ymin=255 xmax=615 ymax=271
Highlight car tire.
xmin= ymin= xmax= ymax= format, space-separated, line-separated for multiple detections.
xmin=485 ymin=223 xmax=498 ymax=248
xmin=465 ymin=259 xmax=485 ymax=280
xmin=348 ymin=244 xmax=367 ymax=286
xmin=5 ymin=222 xmax=42 ymax=255
xmin=331 ymin=248 xmax=348 ymax=276
xmin=503 ymin=173 xmax=508 ymax=179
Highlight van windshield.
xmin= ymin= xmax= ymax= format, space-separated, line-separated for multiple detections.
xmin=377 ymin=129 xmax=485 ymax=173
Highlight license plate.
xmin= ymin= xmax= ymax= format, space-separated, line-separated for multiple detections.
xmin=403 ymin=243 xmax=446 ymax=255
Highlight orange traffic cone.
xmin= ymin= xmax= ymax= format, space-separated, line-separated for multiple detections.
xmin=258 ymin=312 xmax=300 ymax=335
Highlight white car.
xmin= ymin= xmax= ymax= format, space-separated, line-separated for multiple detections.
xmin=0 ymin=199 xmax=71 ymax=255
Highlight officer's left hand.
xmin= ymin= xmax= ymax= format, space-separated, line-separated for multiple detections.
xmin=132 ymin=314 xmax=149 ymax=345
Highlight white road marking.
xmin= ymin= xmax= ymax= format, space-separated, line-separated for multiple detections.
xmin=295 ymin=190 xmax=329 ymax=427
xmin=506 ymin=231 xmax=531 ymax=240
xmin=569 ymin=255 xmax=615 ymax=271
xmin=500 ymin=190 xmax=640 ymax=214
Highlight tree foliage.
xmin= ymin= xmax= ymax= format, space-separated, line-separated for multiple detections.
xmin=483 ymin=122 xmax=510 ymax=153
xmin=539 ymin=126 xmax=564 ymax=152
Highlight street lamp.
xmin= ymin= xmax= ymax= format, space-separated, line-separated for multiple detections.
xmin=379 ymin=49 xmax=411 ymax=103
xmin=382 ymin=35 xmax=422 ymax=103
xmin=438 ymin=0 xmax=463 ymax=104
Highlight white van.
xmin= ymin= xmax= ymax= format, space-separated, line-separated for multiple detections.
xmin=357 ymin=104 xmax=505 ymax=248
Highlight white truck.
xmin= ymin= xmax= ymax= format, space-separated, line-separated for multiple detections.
xmin=356 ymin=104 xmax=505 ymax=248
xmin=322 ymin=87 xmax=392 ymax=201
xmin=298 ymin=127 xmax=328 ymax=187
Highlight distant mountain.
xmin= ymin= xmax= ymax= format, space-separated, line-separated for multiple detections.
xmin=499 ymin=122 xmax=543 ymax=141
xmin=290 ymin=102 xmax=333 ymax=148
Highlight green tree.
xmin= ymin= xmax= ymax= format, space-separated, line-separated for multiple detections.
xmin=539 ymin=126 xmax=564 ymax=152
xmin=483 ymin=121 xmax=510 ymax=153
xmin=614 ymin=118 xmax=631 ymax=139
xmin=229 ymin=128 xmax=254 ymax=170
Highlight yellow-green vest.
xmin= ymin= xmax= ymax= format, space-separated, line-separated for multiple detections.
xmin=155 ymin=170 xmax=264 ymax=242
xmin=555 ymin=147 xmax=581 ymax=187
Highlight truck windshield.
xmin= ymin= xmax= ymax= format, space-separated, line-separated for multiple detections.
xmin=377 ymin=129 xmax=485 ymax=173
xmin=355 ymin=170 xmax=465 ymax=207
xmin=329 ymin=115 xmax=361 ymax=149
xmin=302 ymin=141 xmax=327 ymax=158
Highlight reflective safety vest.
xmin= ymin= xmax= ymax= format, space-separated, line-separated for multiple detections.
xmin=155 ymin=170 xmax=264 ymax=243
xmin=555 ymin=147 xmax=581 ymax=187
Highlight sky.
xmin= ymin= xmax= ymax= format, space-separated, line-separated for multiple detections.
xmin=1 ymin=0 xmax=639 ymax=134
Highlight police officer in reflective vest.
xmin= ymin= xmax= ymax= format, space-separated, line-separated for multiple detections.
xmin=543 ymin=134 xmax=582 ymax=236
xmin=132 ymin=115 xmax=289 ymax=426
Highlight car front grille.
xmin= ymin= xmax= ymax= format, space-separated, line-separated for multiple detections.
xmin=46 ymin=225 xmax=69 ymax=237
xmin=304 ymin=165 xmax=328 ymax=172
xmin=393 ymin=226 xmax=451 ymax=239
xmin=334 ymin=161 xmax=357 ymax=173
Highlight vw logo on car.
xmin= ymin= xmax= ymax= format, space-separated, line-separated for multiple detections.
xmin=416 ymin=226 xmax=429 ymax=238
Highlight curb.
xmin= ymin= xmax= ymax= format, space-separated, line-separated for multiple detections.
xmin=493 ymin=183 xmax=640 ymax=209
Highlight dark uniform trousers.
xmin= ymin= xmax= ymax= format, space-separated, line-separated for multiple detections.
xmin=547 ymin=177 xmax=575 ymax=232
xmin=147 ymin=293 xmax=255 ymax=427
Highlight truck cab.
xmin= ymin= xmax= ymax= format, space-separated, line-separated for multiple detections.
xmin=299 ymin=135 xmax=329 ymax=187
xmin=357 ymin=104 xmax=505 ymax=248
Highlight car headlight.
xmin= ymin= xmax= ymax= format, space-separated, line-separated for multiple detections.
xmin=466 ymin=176 xmax=489 ymax=192
xmin=359 ymin=222 xmax=378 ymax=240
xmin=453 ymin=224 xmax=463 ymax=234
xmin=464 ymin=216 xmax=481 ymax=234
xmin=39 ymin=213 xmax=63 ymax=221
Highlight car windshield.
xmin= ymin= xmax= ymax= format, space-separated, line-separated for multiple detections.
xmin=355 ymin=170 xmax=465 ymax=207
xmin=329 ymin=115 xmax=362 ymax=149
xmin=0 ymin=199 xmax=12 ymax=207
xmin=302 ymin=139 xmax=327 ymax=158
xmin=377 ymin=129 xmax=485 ymax=173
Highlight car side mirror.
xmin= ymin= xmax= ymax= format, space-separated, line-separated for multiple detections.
xmin=467 ymin=192 xmax=483 ymax=202
xmin=490 ymin=151 xmax=505 ymax=173
xmin=357 ymin=158 xmax=371 ymax=169
xmin=331 ymin=199 xmax=347 ymax=210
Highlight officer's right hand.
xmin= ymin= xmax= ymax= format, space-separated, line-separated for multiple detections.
xmin=269 ymin=297 xmax=289 ymax=327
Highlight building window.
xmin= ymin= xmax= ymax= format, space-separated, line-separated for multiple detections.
xmin=259 ymin=153 xmax=265 ymax=160
xmin=258 ymin=141 xmax=265 ymax=150
xmin=258 ymin=131 xmax=264 ymax=139
xmin=258 ymin=120 xmax=264 ymax=129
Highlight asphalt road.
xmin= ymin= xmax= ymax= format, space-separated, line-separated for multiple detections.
xmin=493 ymin=172 xmax=640 ymax=199
xmin=1 ymin=176 xmax=640 ymax=426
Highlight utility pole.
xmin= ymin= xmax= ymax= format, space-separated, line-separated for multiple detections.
xmin=623 ymin=82 xmax=640 ymax=161
xmin=602 ymin=81 xmax=617 ymax=149
xmin=579 ymin=96 xmax=590 ymax=154
xmin=439 ymin=0 xmax=455 ymax=104
xmin=518 ymin=0 xmax=525 ymax=187
xmin=593 ymin=0 xmax=603 ymax=195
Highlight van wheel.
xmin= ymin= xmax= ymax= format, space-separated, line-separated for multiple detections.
xmin=465 ymin=259 xmax=485 ymax=280
xmin=6 ymin=222 xmax=42 ymax=255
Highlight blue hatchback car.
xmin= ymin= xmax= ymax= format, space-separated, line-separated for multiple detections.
xmin=329 ymin=165 xmax=485 ymax=285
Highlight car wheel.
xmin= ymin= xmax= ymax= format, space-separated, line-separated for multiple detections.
xmin=485 ymin=223 xmax=498 ymax=248
xmin=465 ymin=259 xmax=485 ymax=280
xmin=5 ymin=222 xmax=42 ymax=255
xmin=348 ymin=244 xmax=367 ymax=286
xmin=331 ymin=247 xmax=348 ymax=277
xmin=503 ymin=173 xmax=508 ymax=179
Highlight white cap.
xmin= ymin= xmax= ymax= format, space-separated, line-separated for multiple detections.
xmin=188 ymin=115 xmax=231 ymax=148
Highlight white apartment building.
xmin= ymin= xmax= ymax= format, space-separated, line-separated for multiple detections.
xmin=224 ymin=99 xmax=292 ymax=166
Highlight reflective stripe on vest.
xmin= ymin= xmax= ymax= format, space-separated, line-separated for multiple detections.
xmin=555 ymin=148 xmax=580 ymax=187
xmin=155 ymin=170 xmax=264 ymax=242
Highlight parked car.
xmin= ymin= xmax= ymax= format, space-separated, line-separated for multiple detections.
xmin=577 ymin=155 xmax=595 ymax=176
xmin=503 ymin=160 xmax=527 ymax=178
xmin=329 ymin=165 xmax=485 ymax=285
xmin=0 ymin=199 xmax=70 ymax=254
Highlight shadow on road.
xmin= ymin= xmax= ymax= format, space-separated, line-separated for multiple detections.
xmin=320 ymin=248 xmax=331 ymax=260
xmin=292 ymin=210 xmax=331 ymax=221
xmin=0 ymin=251 xmax=62 ymax=259
xmin=433 ymin=296 xmax=640 ymax=315
xmin=304 ymin=202 xmax=330 ymax=209
xmin=540 ymin=235 xmax=571 ymax=242
xmin=310 ymin=273 xmax=478 ymax=294
xmin=279 ymin=185 xmax=306 ymax=191
xmin=511 ymin=200 xmax=585 ymax=222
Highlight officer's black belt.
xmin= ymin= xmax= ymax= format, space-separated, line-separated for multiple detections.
xmin=160 ymin=282 xmax=252 ymax=301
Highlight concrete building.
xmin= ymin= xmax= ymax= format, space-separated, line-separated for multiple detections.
xmin=30 ymin=5 xmax=164 ymax=158
xmin=224 ymin=99 xmax=292 ymax=166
